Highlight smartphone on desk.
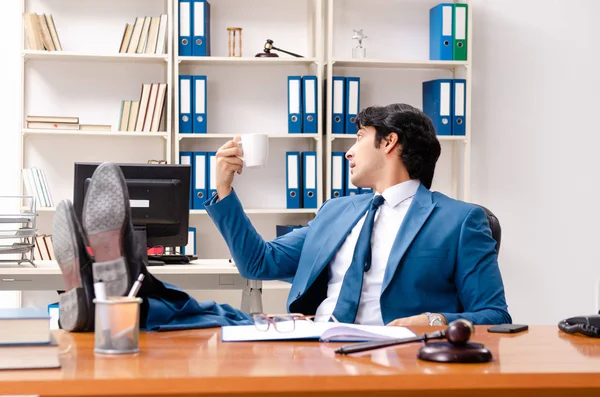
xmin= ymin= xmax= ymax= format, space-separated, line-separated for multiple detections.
xmin=487 ymin=324 xmax=528 ymax=334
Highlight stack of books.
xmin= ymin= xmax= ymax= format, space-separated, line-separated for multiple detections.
xmin=25 ymin=115 xmax=112 ymax=131
xmin=0 ymin=308 xmax=60 ymax=370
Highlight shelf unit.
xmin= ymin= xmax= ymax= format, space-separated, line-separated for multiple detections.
xmin=178 ymin=56 xmax=319 ymax=66
xmin=23 ymin=50 xmax=170 ymax=63
xmin=22 ymin=129 xmax=170 ymax=138
xmin=324 ymin=0 xmax=473 ymax=202
xmin=17 ymin=0 xmax=473 ymax=264
xmin=171 ymin=0 xmax=325 ymax=259
xmin=20 ymin=0 xmax=174 ymax=213
xmin=32 ymin=207 xmax=317 ymax=216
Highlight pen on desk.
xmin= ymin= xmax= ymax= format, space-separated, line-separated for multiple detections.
xmin=127 ymin=273 xmax=145 ymax=298
xmin=93 ymin=278 xmax=107 ymax=300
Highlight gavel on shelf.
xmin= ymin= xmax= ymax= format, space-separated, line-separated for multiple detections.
xmin=335 ymin=319 xmax=493 ymax=363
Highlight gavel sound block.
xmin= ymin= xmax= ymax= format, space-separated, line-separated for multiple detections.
xmin=335 ymin=319 xmax=493 ymax=363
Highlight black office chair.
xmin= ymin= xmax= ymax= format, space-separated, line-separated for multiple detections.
xmin=474 ymin=204 xmax=501 ymax=255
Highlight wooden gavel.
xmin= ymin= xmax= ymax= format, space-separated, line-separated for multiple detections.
xmin=335 ymin=318 xmax=474 ymax=355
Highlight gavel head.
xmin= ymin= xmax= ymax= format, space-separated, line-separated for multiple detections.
xmin=263 ymin=39 xmax=274 ymax=52
xmin=445 ymin=319 xmax=474 ymax=346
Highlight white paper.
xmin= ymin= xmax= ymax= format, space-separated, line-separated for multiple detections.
xmin=221 ymin=321 xmax=415 ymax=342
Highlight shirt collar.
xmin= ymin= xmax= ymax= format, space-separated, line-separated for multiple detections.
xmin=375 ymin=179 xmax=420 ymax=208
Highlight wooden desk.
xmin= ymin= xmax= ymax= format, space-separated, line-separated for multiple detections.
xmin=1 ymin=325 xmax=599 ymax=397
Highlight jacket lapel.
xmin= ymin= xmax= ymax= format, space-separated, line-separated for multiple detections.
xmin=382 ymin=184 xmax=436 ymax=293
xmin=306 ymin=196 xmax=371 ymax=288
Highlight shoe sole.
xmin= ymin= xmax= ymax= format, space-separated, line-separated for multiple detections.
xmin=53 ymin=200 xmax=89 ymax=332
xmin=83 ymin=163 xmax=130 ymax=298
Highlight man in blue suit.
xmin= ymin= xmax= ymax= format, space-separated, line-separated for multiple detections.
xmin=52 ymin=103 xmax=510 ymax=332
xmin=204 ymin=103 xmax=511 ymax=326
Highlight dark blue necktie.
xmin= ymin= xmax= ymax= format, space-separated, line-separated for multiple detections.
xmin=332 ymin=195 xmax=385 ymax=324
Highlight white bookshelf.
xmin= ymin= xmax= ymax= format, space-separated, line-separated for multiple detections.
xmin=16 ymin=0 xmax=473 ymax=266
xmin=23 ymin=50 xmax=170 ymax=63
xmin=324 ymin=0 xmax=472 ymax=202
xmin=330 ymin=59 xmax=467 ymax=70
xmin=179 ymin=133 xmax=319 ymax=140
xmin=23 ymin=129 xmax=170 ymax=138
xmin=20 ymin=0 xmax=174 ymax=218
xmin=33 ymin=207 xmax=317 ymax=216
xmin=178 ymin=56 xmax=318 ymax=66
xmin=172 ymin=0 xmax=324 ymax=259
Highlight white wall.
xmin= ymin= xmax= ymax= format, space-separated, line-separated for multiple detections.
xmin=0 ymin=0 xmax=23 ymax=308
xmin=2 ymin=0 xmax=598 ymax=324
xmin=470 ymin=0 xmax=600 ymax=324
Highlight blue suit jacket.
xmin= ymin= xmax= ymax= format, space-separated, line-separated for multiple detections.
xmin=204 ymin=183 xmax=511 ymax=325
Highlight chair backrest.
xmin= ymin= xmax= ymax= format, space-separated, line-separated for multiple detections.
xmin=474 ymin=204 xmax=501 ymax=255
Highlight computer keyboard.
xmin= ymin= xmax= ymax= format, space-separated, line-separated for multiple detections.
xmin=147 ymin=254 xmax=197 ymax=265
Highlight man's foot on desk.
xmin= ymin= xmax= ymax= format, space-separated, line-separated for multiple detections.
xmin=82 ymin=162 xmax=132 ymax=298
xmin=82 ymin=162 xmax=160 ymax=298
xmin=53 ymin=200 xmax=95 ymax=332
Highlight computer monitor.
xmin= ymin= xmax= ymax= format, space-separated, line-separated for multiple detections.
xmin=73 ymin=162 xmax=191 ymax=265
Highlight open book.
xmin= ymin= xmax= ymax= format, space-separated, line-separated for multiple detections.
xmin=221 ymin=321 xmax=415 ymax=342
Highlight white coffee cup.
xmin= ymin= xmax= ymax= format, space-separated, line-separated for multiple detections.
xmin=239 ymin=133 xmax=269 ymax=168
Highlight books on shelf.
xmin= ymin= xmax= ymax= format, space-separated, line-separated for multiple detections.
xmin=119 ymin=83 xmax=167 ymax=132
xmin=23 ymin=13 xmax=62 ymax=51
xmin=25 ymin=116 xmax=112 ymax=132
xmin=29 ymin=234 xmax=54 ymax=261
xmin=22 ymin=167 xmax=53 ymax=208
xmin=26 ymin=116 xmax=77 ymax=124
xmin=119 ymin=15 xmax=168 ymax=55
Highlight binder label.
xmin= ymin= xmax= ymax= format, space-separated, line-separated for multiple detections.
xmin=456 ymin=6 xmax=466 ymax=40
xmin=306 ymin=155 xmax=316 ymax=189
xmin=440 ymin=82 xmax=451 ymax=117
xmin=332 ymin=156 xmax=343 ymax=190
xmin=194 ymin=1 xmax=205 ymax=36
xmin=333 ymin=79 xmax=344 ymax=114
xmin=442 ymin=6 xmax=452 ymax=36
xmin=195 ymin=78 xmax=205 ymax=114
xmin=348 ymin=81 xmax=359 ymax=115
xmin=288 ymin=155 xmax=298 ymax=189
xmin=180 ymin=2 xmax=190 ymax=36
xmin=305 ymin=79 xmax=315 ymax=114
xmin=455 ymin=82 xmax=465 ymax=116
xmin=289 ymin=79 xmax=300 ymax=114
xmin=181 ymin=78 xmax=191 ymax=114
xmin=209 ymin=155 xmax=216 ymax=190
xmin=196 ymin=157 xmax=206 ymax=192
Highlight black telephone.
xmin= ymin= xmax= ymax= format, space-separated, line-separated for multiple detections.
xmin=558 ymin=314 xmax=600 ymax=338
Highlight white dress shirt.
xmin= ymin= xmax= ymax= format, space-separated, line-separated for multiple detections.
xmin=315 ymin=179 xmax=420 ymax=325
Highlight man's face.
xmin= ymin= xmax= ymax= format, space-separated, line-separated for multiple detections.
xmin=345 ymin=126 xmax=385 ymax=188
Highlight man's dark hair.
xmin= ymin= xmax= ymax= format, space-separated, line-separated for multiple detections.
xmin=355 ymin=103 xmax=441 ymax=189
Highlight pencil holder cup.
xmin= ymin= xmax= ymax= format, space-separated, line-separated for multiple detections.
xmin=93 ymin=297 xmax=142 ymax=355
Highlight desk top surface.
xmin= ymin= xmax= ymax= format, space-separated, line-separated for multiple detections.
xmin=1 ymin=325 xmax=599 ymax=397
xmin=0 ymin=259 xmax=240 ymax=275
